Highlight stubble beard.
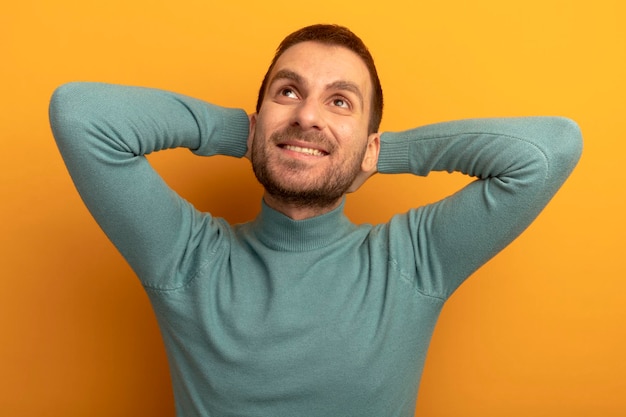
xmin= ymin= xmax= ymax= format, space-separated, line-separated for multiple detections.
xmin=251 ymin=125 xmax=366 ymax=210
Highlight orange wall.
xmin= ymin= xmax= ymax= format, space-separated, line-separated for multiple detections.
xmin=2 ymin=1 xmax=624 ymax=416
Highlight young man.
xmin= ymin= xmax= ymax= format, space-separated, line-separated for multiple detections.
xmin=49 ymin=24 xmax=582 ymax=417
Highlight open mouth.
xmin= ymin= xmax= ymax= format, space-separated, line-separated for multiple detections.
xmin=279 ymin=144 xmax=328 ymax=157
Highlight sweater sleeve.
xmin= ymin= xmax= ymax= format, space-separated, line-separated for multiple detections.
xmin=378 ymin=117 xmax=583 ymax=299
xmin=49 ymin=82 xmax=250 ymax=286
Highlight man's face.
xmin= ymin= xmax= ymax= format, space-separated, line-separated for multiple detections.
xmin=249 ymin=41 xmax=379 ymax=210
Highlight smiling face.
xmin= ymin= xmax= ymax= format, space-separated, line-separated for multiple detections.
xmin=249 ymin=41 xmax=380 ymax=217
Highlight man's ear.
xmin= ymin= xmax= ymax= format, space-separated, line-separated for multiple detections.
xmin=245 ymin=113 xmax=257 ymax=160
xmin=348 ymin=133 xmax=380 ymax=194
xmin=361 ymin=132 xmax=380 ymax=173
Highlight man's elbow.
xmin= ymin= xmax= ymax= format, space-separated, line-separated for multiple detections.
xmin=546 ymin=116 xmax=584 ymax=172
xmin=49 ymin=82 xmax=99 ymax=141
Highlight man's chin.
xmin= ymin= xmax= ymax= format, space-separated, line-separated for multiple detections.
xmin=252 ymin=158 xmax=358 ymax=209
xmin=262 ymin=180 xmax=346 ymax=209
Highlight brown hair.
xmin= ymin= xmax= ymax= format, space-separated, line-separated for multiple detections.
xmin=256 ymin=24 xmax=384 ymax=134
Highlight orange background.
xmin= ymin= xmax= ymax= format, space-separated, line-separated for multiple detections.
xmin=2 ymin=0 xmax=624 ymax=416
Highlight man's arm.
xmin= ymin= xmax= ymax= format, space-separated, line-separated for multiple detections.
xmin=49 ymin=82 xmax=250 ymax=286
xmin=378 ymin=117 xmax=583 ymax=298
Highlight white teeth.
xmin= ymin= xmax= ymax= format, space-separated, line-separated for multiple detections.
xmin=283 ymin=145 xmax=326 ymax=156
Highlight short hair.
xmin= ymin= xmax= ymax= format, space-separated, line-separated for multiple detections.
xmin=256 ymin=24 xmax=384 ymax=134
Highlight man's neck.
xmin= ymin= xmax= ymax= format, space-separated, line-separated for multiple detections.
xmin=262 ymin=193 xmax=344 ymax=221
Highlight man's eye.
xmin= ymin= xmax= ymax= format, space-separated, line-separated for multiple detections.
xmin=332 ymin=98 xmax=350 ymax=109
xmin=280 ymin=88 xmax=298 ymax=98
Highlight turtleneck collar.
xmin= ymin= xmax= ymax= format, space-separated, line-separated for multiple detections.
xmin=250 ymin=198 xmax=355 ymax=252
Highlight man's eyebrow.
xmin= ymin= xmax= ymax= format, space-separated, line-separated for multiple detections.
xmin=269 ymin=69 xmax=305 ymax=87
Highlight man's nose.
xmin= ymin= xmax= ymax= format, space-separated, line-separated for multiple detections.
xmin=292 ymin=98 xmax=326 ymax=131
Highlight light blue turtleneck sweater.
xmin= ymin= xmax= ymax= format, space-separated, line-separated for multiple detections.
xmin=49 ymin=82 xmax=582 ymax=416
